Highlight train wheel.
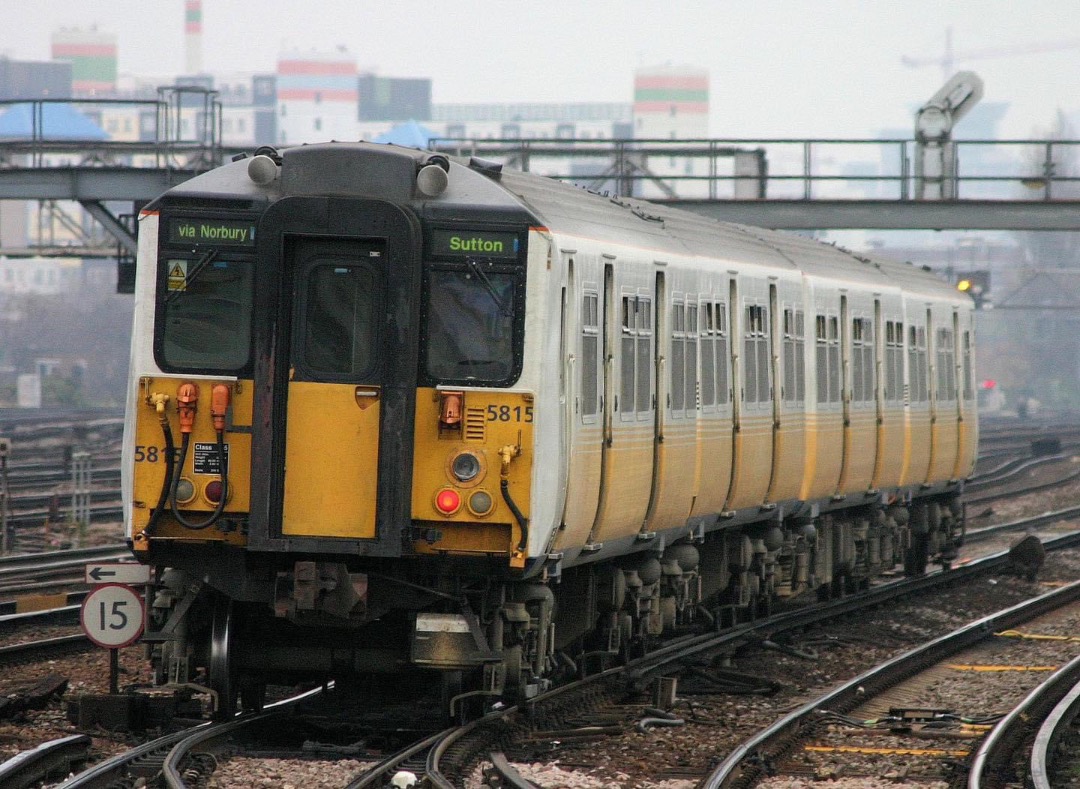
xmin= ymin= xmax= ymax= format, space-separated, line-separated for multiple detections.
xmin=209 ymin=597 xmax=238 ymax=719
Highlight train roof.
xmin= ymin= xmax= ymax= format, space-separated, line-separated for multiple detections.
xmin=150 ymin=141 xmax=966 ymax=305
xmin=495 ymin=166 xmax=961 ymax=301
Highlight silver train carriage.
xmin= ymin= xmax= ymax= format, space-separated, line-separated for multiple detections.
xmin=122 ymin=141 xmax=976 ymax=715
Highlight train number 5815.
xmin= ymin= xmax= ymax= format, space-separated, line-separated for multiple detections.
xmin=486 ymin=405 xmax=534 ymax=423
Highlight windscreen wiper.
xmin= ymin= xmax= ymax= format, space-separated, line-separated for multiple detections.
xmin=465 ymin=257 xmax=513 ymax=317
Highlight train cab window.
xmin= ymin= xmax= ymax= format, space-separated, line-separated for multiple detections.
xmin=159 ymin=255 xmax=254 ymax=371
xmin=425 ymin=267 xmax=516 ymax=383
xmin=296 ymin=264 xmax=379 ymax=378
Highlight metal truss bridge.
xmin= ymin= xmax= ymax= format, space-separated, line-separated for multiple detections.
xmin=0 ymin=95 xmax=1079 ymax=261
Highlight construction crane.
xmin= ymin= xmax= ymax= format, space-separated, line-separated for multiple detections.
xmin=902 ymin=26 xmax=1080 ymax=81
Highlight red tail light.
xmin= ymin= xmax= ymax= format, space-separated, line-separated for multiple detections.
xmin=434 ymin=488 xmax=461 ymax=515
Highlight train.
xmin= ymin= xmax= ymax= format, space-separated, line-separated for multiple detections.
xmin=122 ymin=141 xmax=976 ymax=716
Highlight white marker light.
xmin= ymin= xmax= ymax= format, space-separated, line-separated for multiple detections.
xmin=248 ymin=154 xmax=279 ymax=186
xmin=416 ymin=163 xmax=449 ymax=197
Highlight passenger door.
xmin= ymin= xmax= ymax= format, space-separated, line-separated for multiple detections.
xmin=281 ymin=238 xmax=385 ymax=538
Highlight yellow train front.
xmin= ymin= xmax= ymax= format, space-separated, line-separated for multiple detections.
xmin=123 ymin=141 xmax=976 ymax=716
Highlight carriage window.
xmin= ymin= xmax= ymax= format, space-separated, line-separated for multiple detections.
xmin=582 ymin=293 xmax=599 ymax=419
xmin=782 ymin=309 xmax=805 ymax=404
xmin=962 ymin=330 xmax=974 ymax=401
xmin=909 ymin=325 xmax=928 ymax=403
xmin=620 ymin=294 xmax=653 ymax=417
xmin=815 ymin=313 xmax=841 ymax=404
xmin=744 ymin=304 xmax=769 ymax=404
xmin=636 ymin=298 xmax=653 ymax=416
xmin=686 ymin=303 xmax=698 ymax=412
xmin=716 ymin=302 xmax=729 ymax=405
xmin=159 ymin=255 xmax=254 ymax=371
xmin=671 ymin=303 xmax=686 ymax=414
xmin=425 ymin=268 xmax=516 ymax=382
xmin=936 ymin=327 xmax=956 ymax=401
xmin=851 ymin=317 xmax=874 ymax=403
xmin=884 ymin=320 xmax=904 ymax=403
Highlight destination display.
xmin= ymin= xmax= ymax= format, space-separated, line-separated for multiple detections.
xmin=431 ymin=229 xmax=520 ymax=259
xmin=168 ymin=218 xmax=256 ymax=246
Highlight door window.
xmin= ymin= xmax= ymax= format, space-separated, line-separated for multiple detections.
xmin=295 ymin=263 xmax=381 ymax=380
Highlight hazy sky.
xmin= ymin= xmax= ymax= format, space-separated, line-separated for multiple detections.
xmin=5 ymin=1 xmax=1080 ymax=138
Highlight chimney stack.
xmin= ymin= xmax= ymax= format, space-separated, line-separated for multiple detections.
xmin=185 ymin=0 xmax=203 ymax=74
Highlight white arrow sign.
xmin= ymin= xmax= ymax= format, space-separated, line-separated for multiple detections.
xmin=80 ymin=584 xmax=145 ymax=649
xmin=85 ymin=563 xmax=151 ymax=585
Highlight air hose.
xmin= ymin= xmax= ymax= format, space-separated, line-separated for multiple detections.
xmin=498 ymin=442 xmax=528 ymax=555
xmin=145 ymin=394 xmax=175 ymax=534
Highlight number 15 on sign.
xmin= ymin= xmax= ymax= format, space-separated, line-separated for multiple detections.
xmin=80 ymin=584 xmax=145 ymax=649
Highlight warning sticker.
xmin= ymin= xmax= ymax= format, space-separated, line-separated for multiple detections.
xmin=167 ymin=260 xmax=187 ymax=292
xmin=193 ymin=442 xmax=229 ymax=475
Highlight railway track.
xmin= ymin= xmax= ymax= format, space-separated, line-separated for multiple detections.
xmin=701 ymin=579 xmax=1080 ymax=787
xmin=0 ymin=413 xmax=1076 ymax=786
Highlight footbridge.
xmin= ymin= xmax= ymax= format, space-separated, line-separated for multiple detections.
xmin=0 ymin=95 xmax=1078 ymax=267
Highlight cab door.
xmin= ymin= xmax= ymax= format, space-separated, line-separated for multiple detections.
xmin=282 ymin=238 xmax=385 ymax=538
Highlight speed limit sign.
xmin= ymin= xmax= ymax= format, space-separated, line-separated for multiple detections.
xmin=80 ymin=583 xmax=145 ymax=649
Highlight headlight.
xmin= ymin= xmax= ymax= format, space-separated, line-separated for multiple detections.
xmin=451 ymin=451 xmax=482 ymax=482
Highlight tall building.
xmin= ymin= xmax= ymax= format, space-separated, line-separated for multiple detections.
xmin=358 ymin=74 xmax=431 ymax=122
xmin=51 ymin=28 xmax=117 ymax=96
xmin=0 ymin=58 xmax=71 ymax=100
xmin=276 ymin=50 xmax=358 ymax=145
xmin=185 ymin=0 xmax=204 ymax=75
xmin=633 ymin=65 xmax=710 ymax=198
xmin=633 ymin=65 xmax=709 ymax=138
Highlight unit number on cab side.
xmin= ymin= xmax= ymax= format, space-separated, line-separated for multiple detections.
xmin=134 ymin=445 xmax=168 ymax=462
xmin=486 ymin=405 xmax=534 ymax=423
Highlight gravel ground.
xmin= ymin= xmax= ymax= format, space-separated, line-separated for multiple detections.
xmin=205 ymin=757 xmax=372 ymax=788
xmin=1 ymin=462 xmax=1078 ymax=788
xmin=490 ymin=550 xmax=1080 ymax=789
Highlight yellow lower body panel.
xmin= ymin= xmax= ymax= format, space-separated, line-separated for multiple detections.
xmin=282 ymin=381 xmax=379 ymax=538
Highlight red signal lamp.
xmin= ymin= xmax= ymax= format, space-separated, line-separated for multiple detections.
xmin=434 ymin=488 xmax=462 ymax=516
xmin=204 ymin=480 xmax=225 ymax=504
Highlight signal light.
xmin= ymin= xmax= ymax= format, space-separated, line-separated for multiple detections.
xmin=204 ymin=480 xmax=224 ymax=504
xmin=434 ymin=488 xmax=462 ymax=516
xmin=955 ymin=270 xmax=990 ymax=309
xmin=468 ymin=490 xmax=494 ymax=516
xmin=174 ymin=477 xmax=196 ymax=504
